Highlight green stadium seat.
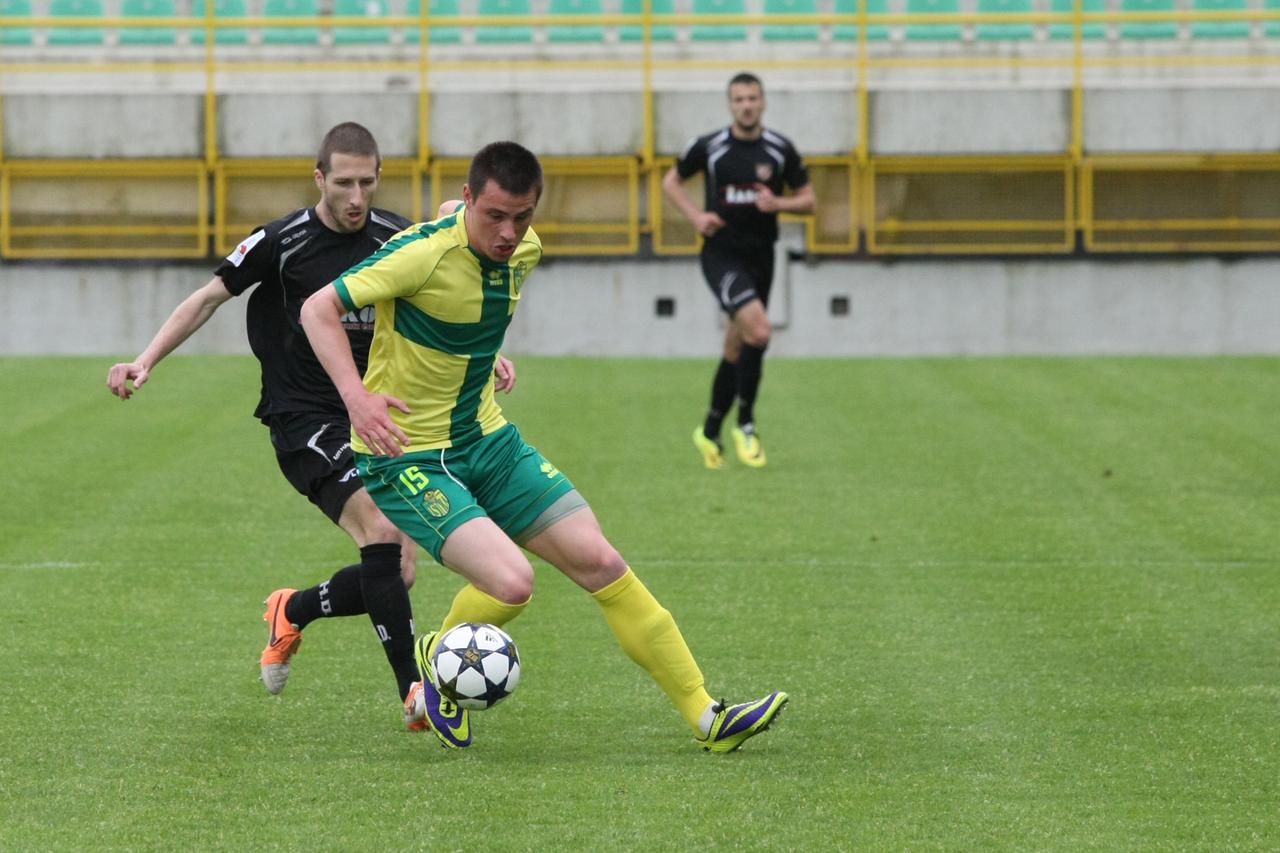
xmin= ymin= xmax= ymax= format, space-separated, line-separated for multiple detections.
xmin=691 ymin=0 xmax=747 ymax=40
xmin=475 ymin=0 xmax=533 ymax=42
xmin=1048 ymin=0 xmax=1106 ymax=39
xmin=1266 ymin=0 xmax=1280 ymax=36
xmin=0 ymin=0 xmax=34 ymax=45
xmin=119 ymin=0 xmax=177 ymax=45
xmin=905 ymin=0 xmax=963 ymax=39
xmin=833 ymin=0 xmax=890 ymax=41
xmin=619 ymin=0 xmax=676 ymax=40
xmin=976 ymin=0 xmax=1033 ymax=39
xmin=190 ymin=0 xmax=250 ymax=44
xmin=548 ymin=0 xmax=606 ymax=42
xmin=1119 ymin=0 xmax=1178 ymax=38
xmin=404 ymin=0 xmax=463 ymax=43
xmin=334 ymin=0 xmax=391 ymax=43
xmin=763 ymin=0 xmax=820 ymax=40
xmin=263 ymin=0 xmax=320 ymax=43
xmin=48 ymin=0 xmax=105 ymax=45
xmin=1191 ymin=0 xmax=1248 ymax=37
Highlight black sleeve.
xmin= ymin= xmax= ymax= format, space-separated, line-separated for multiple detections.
xmin=784 ymin=141 xmax=810 ymax=191
xmin=675 ymin=134 xmax=709 ymax=180
xmin=213 ymin=224 xmax=278 ymax=296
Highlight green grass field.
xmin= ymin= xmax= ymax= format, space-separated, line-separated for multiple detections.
xmin=1 ymin=355 xmax=1277 ymax=851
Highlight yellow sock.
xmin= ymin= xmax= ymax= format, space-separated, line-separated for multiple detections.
xmin=432 ymin=584 xmax=528 ymax=656
xmin=592 ymin=568 xmax=715 ymax=735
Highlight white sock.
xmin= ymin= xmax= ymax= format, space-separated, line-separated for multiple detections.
xmin=697 ymin=701 xmax=721 ymax=739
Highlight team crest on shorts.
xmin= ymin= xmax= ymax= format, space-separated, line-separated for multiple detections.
xmin=422 ymin=489 xmax=451 ymax=518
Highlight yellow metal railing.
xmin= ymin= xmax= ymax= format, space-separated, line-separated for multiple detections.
xmin=5 ymin=6 xmax=1280 ymax=257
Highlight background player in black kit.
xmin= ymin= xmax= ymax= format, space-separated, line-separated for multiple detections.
xmin=107 ymin=123 xmax=509 ymax=718
xmin=662 ymin=72 xmax=816 ymax=470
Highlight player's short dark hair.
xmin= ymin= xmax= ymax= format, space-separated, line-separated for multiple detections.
xmin=467 ymin=141 xmax=543 ymax=202
xmin=728 ymin=72 xmax=764 ymax=95
xmin=316 ymin=122 xmax=381 ymax=174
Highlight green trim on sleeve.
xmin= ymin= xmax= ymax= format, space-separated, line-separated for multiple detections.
xmin=334 ymin=278 xmax=357 ymax=312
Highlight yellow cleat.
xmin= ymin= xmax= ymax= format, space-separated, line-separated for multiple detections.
xmin=699 ymin=691 xmax=788 ymax=753
xmin=692 ymin=427 xmax=725 ymax=470
xmin=730 ymin=426 xmax=767 ymax=468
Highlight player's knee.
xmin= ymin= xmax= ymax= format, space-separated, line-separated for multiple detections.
xmin=743 ymin=321 xmax=771 ymax=349
xmin=580 ymin=540 xmax=628 ymax=586
xmin=489 ymin=560 xmax=535 ymax=605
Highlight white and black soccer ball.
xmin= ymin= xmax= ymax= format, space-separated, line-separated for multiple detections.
xmin=431 ymin=622 xmax=521 ymax=711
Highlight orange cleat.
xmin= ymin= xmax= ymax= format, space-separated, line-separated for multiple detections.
xmin=260 ymin=588 xmax=302 ymax=695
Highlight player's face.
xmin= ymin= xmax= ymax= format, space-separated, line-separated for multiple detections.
xmin=314 ymin=152 xmax=380 ymax=233
xmin=728 ymin=82 xmax=765 ymax=135
xmin=462 ymin=179 xmax=539 ymax=263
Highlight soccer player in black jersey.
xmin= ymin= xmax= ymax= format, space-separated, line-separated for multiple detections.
xmin=107 ymin=123 xmax=507 ymax=714
xmin=662 ymin=72 xmax=816 ymax=469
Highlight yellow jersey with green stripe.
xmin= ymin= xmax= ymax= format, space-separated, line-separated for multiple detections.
xmin=333 ymin=211 xmax=541 ymax=453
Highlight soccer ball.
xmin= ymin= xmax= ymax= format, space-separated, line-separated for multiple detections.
xmin=431 ymin=622 xmax=521 ymax=710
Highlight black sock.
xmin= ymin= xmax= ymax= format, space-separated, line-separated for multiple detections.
xmin=285 ymin=564 xmax=367 ymax=630
xmin=735 ymin=343 xmax=767 ymax=429
xmin=703 ymin=357 xmax=738 ymax=441
xmin=358 ymin=542 xmax=418 ymax=701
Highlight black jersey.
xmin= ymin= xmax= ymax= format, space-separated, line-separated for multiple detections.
xmin=675 ymin=126 xmax=810 ymax=252
xmin=215 ymin=206 xmax=413 ymax=422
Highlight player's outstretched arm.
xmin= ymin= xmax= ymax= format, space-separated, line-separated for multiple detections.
xmin=300 ymin=284 xmax=411 ymax=457
xmin=106 ymin=276 xmax=234 ymax=400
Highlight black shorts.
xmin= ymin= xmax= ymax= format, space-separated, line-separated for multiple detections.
xmin=700 ymin=241 xmax=776 ymax=316
xmin=267 ymin=412 xmax=364 ymax=525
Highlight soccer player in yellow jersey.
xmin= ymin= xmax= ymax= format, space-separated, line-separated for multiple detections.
xmin=301 ymin=141 xmax=786 ymax=753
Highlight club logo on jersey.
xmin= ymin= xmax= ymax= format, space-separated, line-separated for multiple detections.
xmin=422 ymin=489 xmax=451 ymax=518
xmin=226 ymin=228 xmax=266 ymax=267
xmin=512 ymin=261 xmax=528 ymax=293
xmin=724 ymin=184 xmax=759 ymax=205
xmin=756 ymin=162 xmax=774 ymax=182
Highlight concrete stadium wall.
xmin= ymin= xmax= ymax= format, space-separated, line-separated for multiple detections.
xmin=7 ymin=86 xmax=1280 ymax=159
xmin=3 ymin=253 xmax=1277 ymax=357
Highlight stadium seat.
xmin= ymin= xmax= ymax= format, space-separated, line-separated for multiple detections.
xmin=0 ymin=0 xmax=34 ymax=45
xmin=1048 ymin=0 xmax=1106 ymax=39
xmin=1266 ymin=0 xmax=1280 ymax=36
xmin=190 ymin=0 xmax=250 ymax=44
xmin=976 ymin=0 xmax=1034 ymax=39
xmin=1119 ymin=0 xmax=1179 ymax=38
xmin=905 ymin=0 xmax=963 ymax=39
xmin=119 ymin=0 xmax=178 ymax=45
xmin=833 ymin=0 xmax=890 ymax=41
xmin=475 ymin=0 xmax=533 ymax=42
xmin=763 ymin=0 xmax=820 ymax=41
xmin=47 ymin=0 xmax=105 ymax=45
xmin=334 ymin=0 xmax=392 ymax=43
xmin=548 ymin=0 xmax=606 ymax=42
xmin=691 ymin=0 xmax=747 ymax=40
xmin=404 ymin=0 xmax=463 ymax=44
xmin=1191 ymin=0 xmax=1248 ymax=37
xmin=262 ymin=0 xmax=320 ymax=44
xmin=619 ymin=0 xmax=676 ymax=40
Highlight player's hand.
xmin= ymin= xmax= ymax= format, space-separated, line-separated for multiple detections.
xmin=347 ymin=389 xmax=412 ymax=457
xmin=494 ymin=355 xmax=517 ymax=394
xmin=695 ymin=211 xmax=725 ymax=238
xmin=107 ymin=361 xmax=150 ymax=400
xmin=753 ymin=183 xmax=780 ymax=213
